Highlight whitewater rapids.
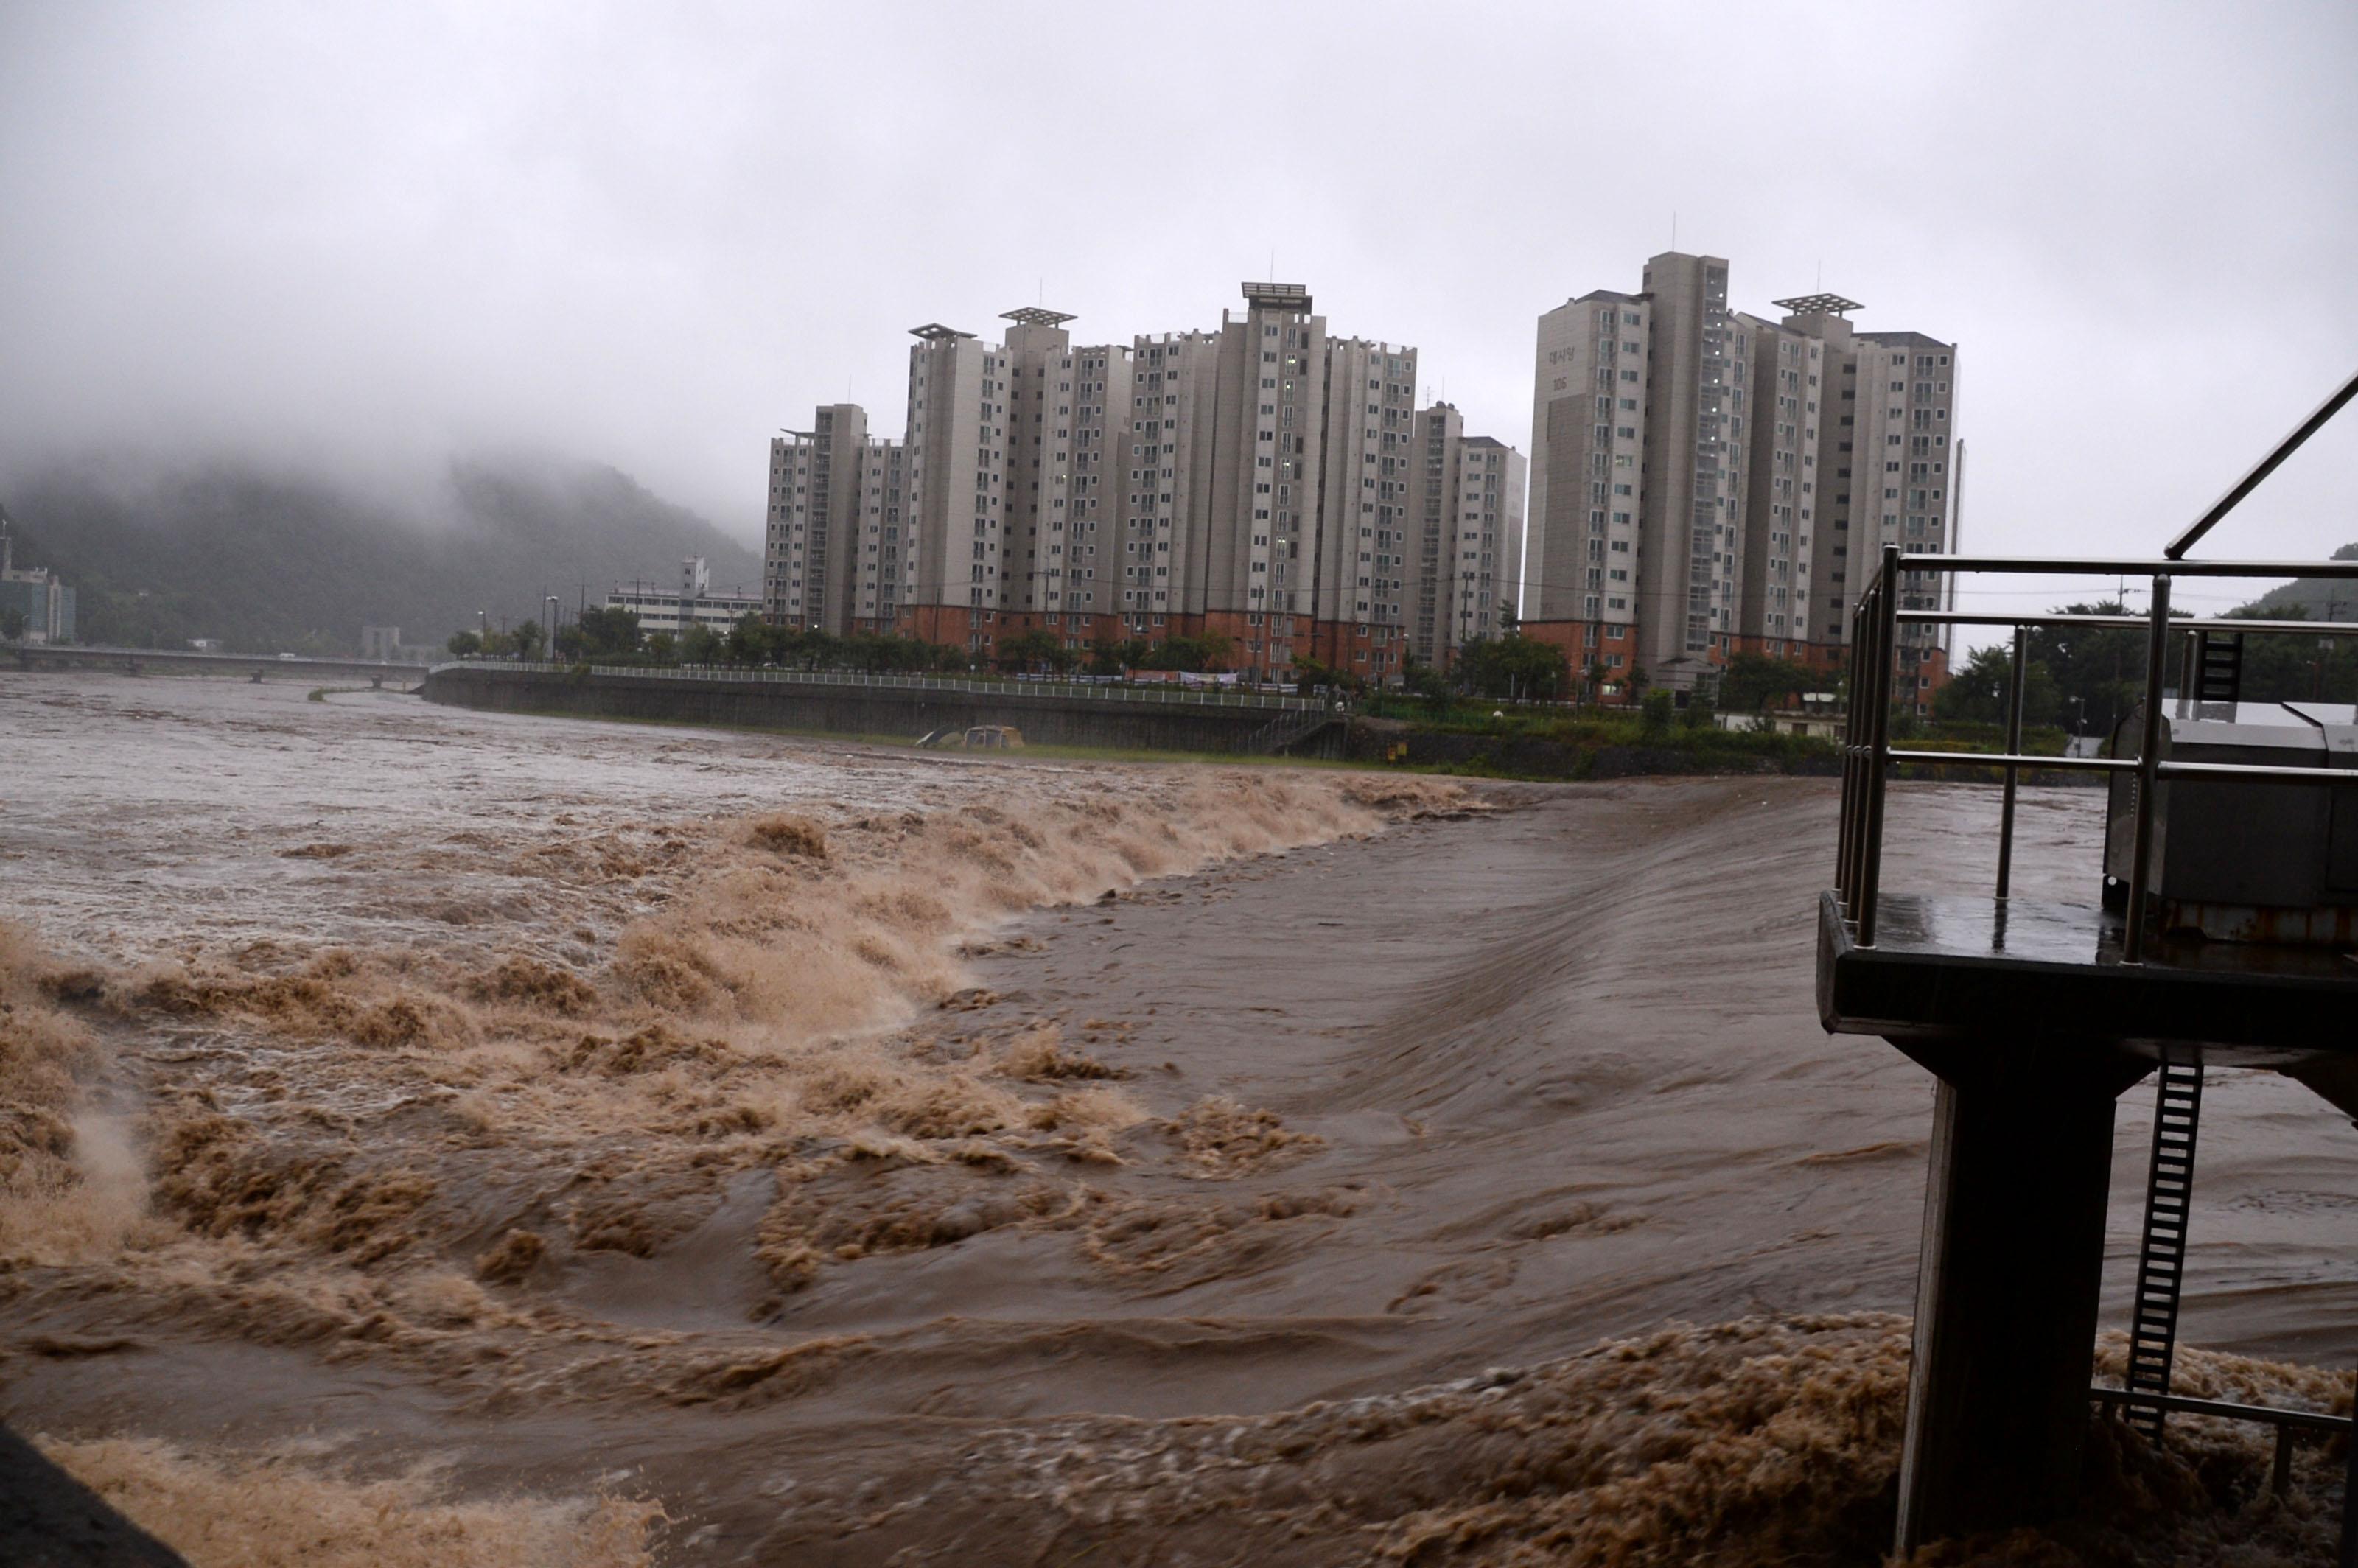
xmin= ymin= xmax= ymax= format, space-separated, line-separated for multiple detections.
xmin=0 ymin=672 xmax=2351 ymax=1565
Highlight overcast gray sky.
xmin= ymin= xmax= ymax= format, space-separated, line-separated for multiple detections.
xmin=4 ymin=0 xmax=2354 ymax=621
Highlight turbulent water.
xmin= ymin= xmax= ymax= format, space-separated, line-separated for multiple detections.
xmin=1 ymin=672 xmax=2352 ymax=1566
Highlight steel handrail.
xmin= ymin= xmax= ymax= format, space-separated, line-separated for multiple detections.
xmin=1902 ymin=555 xmax=2358 ymax=578
xmin=1837 ymin=550 xmax=2358 ymax=959
xmin=2166 ymin=368 xmax=2358 ymax=559
xmin=1884 ymin=749 xmax=2135 ymax=774
xmin=2091 ymin=1381 xmax=2356 ymax=1505
xmin=1904 ymin=612 xmax=2358 ymax=636
xmin=2088 ymin=1382 xmax=2352 ymax=1435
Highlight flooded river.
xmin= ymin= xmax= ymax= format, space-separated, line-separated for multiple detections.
xmin=1 ymin=671 xmax=2351 ymax=1564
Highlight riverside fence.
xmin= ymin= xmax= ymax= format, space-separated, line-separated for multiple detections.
xmin=422 ymin=660 xmax=1348 ymax=757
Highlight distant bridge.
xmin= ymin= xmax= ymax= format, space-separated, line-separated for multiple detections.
xmin=7 ymin=643 xmax=430 ymax=688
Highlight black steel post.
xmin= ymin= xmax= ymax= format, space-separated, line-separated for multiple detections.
xmin=2124 ymin=577 xmax=2174 ymax=965
xmin=1893 ymin=1044 xmax=2149 ymax=1555
xmin=1839 ymin=595 xmax=1869 ymax=906
xmin=2343 ymin=1365 xmax=2358 ymax=1568
xmin=1997 ymin=625 xmax=2027 ymax=897
xmin=1858 ymin=548 xmax=1901 ymax=947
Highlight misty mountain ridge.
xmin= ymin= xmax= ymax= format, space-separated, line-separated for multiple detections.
xmin=1 ymin=452 xmax=763 ymax=655
xmin=2228 ymin=542 xmax=2358 ymax=624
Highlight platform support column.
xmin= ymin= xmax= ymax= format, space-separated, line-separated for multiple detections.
xmin=1893 ymin=1043 xmax=2149 ymax=1554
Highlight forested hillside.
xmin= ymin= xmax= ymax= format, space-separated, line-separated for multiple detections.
xmin=0 ymin=454 xmax=762 ymax=655
xmin=2228 ymin=542 xmax=2358 ymax=623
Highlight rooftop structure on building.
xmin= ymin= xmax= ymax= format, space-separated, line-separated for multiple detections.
xmin=1769 ymin=293 xmax=1862 ymax=317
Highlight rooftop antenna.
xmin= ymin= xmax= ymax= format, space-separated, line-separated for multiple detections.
xmin=1671 ymin=211 xmax=1677 ymax=250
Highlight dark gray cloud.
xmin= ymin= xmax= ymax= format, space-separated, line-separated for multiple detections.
xmin=4 ymin=0 xmax=2353 ymax=620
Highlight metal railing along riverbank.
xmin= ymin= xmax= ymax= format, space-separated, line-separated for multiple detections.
xmin=434 ymin=659 xmax=1340 ymax=715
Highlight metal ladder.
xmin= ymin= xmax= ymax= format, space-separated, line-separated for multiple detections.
xmin=2124 ymin=1060 xmax=2205 ymax=1437
xmin=2196 ymin=630 xmax=2245 ymax=704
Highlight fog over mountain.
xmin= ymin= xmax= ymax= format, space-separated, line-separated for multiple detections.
xmin=4 ymin=452 xmax=762 ymax=654
xmin=2 ymin=1 xmax=2354 ymax=640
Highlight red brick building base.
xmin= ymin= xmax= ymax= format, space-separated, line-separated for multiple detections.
xmin=844 ymin=603 xmax=1418 ymax=683
xmin=1518 ymin=619 xmax=1642 ymax=701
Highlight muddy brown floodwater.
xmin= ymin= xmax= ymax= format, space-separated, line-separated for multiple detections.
xmin=1 ymin=672 xmax=2352 ymax=1566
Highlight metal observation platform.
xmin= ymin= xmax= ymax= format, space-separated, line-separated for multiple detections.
xmin=1818 ymin=369 xmax=2358 ymax=1555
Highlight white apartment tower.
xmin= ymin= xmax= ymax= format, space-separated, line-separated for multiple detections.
xmin=1636 ymin=252 xmax=1746 ymax=690
xmin=1525 ymin=290 xmax=1651 ymax=671
xmin=1311 ymin=332 xmax=1422 ymax=670
xmin=1736 ymin=304 xmax=1829 ymax=657
xmin=1409 ymin=405 xmax=1526 ymax=666
xmin=766 ymin=404 xmax=887 ymax=635
xmin=1124 ymin=329 xmax=1220 ymax=631
xmin=1062 ymin=341 xmax=1134 ymax=623
xmin=1411 ymin=400 xmax=1464 ymax=662
xmin=1762 ymin=298 xmax=1962 ymax=711
xmin=1203 ymin=284 xmax=1330 ymax=660
xmin=1446 ymin=436 xmax=1526 ymax=654
xmin=998 ymin=309 xmax=1145 ymax=640
xmin=1525 ymin=255 xmax=1959 ymax=701
xmin=760 ymin=282 xmax=1516 ymax=687
xmin=898 ymin=324 xmax=1010 ymax=644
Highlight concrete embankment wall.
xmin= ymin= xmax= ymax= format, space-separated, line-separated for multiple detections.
xmin=1340 ymin=721 xmax=1841 ymax=780
xmin=424 ymin=666 xmax=1345 ymax=758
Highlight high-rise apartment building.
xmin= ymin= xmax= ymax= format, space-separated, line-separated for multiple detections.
xmin=850 ymin=440 xmax=909 ymax=629
xmin=1407 ymin=405 xmax=1525 ymax=664
xmin=762 ymin=283 xmax=1517 ymax=687
xmin=1410 ymin=401 xmax=1463 ymax=662
xmin=1301 ymin=327 xmax=1421 ymax=675
xmin=766 ymin=404 xmax=890 ymax=634
xmin=1774 ymin=303 xmax=1961 ymax=709
xmin=1444 ymin=435 xmax=1527 ymax=655
xmin=1634 ymin=253 xmax=1746 ymax=687
xmin=1128 ymin=329 xmax=1221 ymax=635
xmin=1735 ymin=305 xmax=1827 ymax=659
xmin=895 ymin=324 xmax=1010 ymax=646
xmin=1525 ymin=290 xmax=1651 ymax=683
xmin=1524 ymin=253 xmax=1958 ymax=703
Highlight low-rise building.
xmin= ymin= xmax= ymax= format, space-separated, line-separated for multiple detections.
xmin=0 ymin=511 xmax=75 ymax=644
xmin=607 ymin=557 xmax=761 ymax=640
